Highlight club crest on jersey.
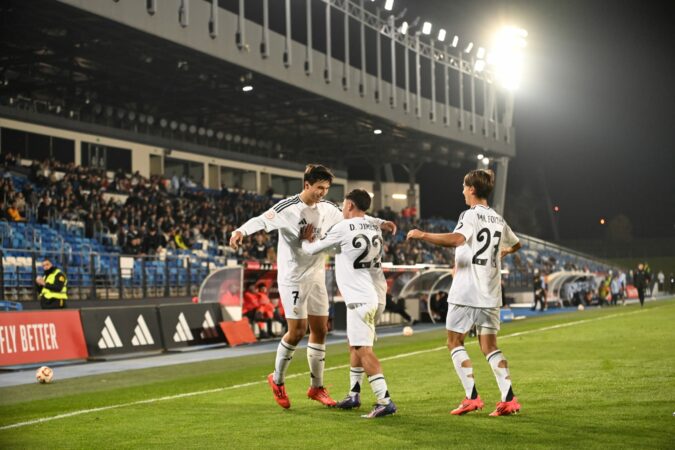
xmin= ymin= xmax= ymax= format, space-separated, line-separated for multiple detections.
xmin=265 ymin=210 xmax=276 ymax=220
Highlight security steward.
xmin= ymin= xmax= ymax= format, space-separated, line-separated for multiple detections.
xmin=36 ymin=258 xmax=68 ymax=309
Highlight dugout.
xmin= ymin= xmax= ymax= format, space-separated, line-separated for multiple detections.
xmin=398 ymin=269 xmax=453 ymax=323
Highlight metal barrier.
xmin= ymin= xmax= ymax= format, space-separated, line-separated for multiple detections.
xmin=0 ymin=248 xmax=221 ymax=302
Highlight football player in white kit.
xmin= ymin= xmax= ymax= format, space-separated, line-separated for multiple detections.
xmin=300 ymin=189 xmax=396 ymax=419
xmin=229 ymin=165 xmax=394 ymax=410
xmin=407 ymin=169 xmax=522 ymax=417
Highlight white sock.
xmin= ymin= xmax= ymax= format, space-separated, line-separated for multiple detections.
xmin=307 ymin=343 xmax=326 ymax=388
xmin=273 ymin=340 xmax=296 ymax=385
xmin=486 ymin=349 xmax=514 ymax=402
xmin=349 ymin=367 xmax=365 ymax=397
xmin=451 ymin=346 xmax=477 ymax=399
xmin=368 ymin=373 xmax=391 ymax=405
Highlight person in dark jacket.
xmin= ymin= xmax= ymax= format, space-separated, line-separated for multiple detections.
xmin=633 ymin=263 xmax=650 ymax=308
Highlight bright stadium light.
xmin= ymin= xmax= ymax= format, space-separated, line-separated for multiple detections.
xmin=392 ymin=194 xmax=407 ymax=200
xmin=477 ymin=153 xmax=484 ymax=160
xmin=242 ymin=85 xmax=253 ymax=92
xmin=437 ymin=28 xmax=446 ymax=42
xmin=490 ymin=26 xmax=528 ymax=90
xmin=474 ymin=59 xmax=486 ymax=72
xmin=451 ymin=35 xmax=459 ymax=47
xmin=384 ymin=0 xmax=394 ymax=11
xmin=482 ymin=157 xmax=490 ymax=165
xmin=400 ymin=21 xmax=408 ymax=34
xmin=476 ymin=46 xmax=486 ymax=59
xmin=464 ymin=42 xmax=474 ymax=53
xmin=373 ymin=129 xmax=382 ymax=135
xmin=422 ymin=22 xmax=432 ymax=35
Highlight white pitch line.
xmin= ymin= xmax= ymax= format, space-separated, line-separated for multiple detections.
xmin=0 ymin=307 xmax=650 ymax=431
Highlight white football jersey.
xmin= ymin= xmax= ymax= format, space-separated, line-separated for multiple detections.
xmin=236 ymin=195 xmax=343 ymax=284
xmin=448 ymin=205 xmax=519 ymax=308
xmin=301 ymin=216 xmax=386 ymax=305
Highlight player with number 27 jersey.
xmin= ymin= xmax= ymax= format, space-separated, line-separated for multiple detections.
xmin=450 ymin=205 xmax=519 ymax=308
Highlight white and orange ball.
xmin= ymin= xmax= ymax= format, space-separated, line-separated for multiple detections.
xmin=402 ymin=326 xmax=414 ymax=337
xmin=36 ymin=366 xmax=54 ymax=384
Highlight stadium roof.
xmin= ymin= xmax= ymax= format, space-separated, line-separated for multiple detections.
xmin=0 ymin=0 xmax=501 ymax=172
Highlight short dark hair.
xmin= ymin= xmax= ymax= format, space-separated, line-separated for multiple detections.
xmin=345 ymin=189 xmax=371 ymax=212
xmin=464 ymin=169 xmax=495 ymax=199
xmin=303 ymin=164 xmax=334 ymax=185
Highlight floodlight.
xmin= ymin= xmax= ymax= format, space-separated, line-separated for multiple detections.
xmin=474 ymin=59 xmax=486 ymax=72
xmin=490 ymin=26 xmax=528 ymax=90
xmin=392 ymin=194 xmax=407 ymax=200
xmin=482 ymin=157 xmax=490 ymax=165
xmin=400 ymin=21 xmax=408 ymax=34
xmin=437 ymin=29 xmax=446 ymax=42
xmin=464 ymin=42 xmax=474 ymax=53
xmin=242 ymin=85 xmax=253 ymax=92
xmin=384 ymin=0 xmax=394 ymax=11
xmin=451 ymin=35 xmax=459 ymax=47
xmin=477 ymin=153 xmax=484 ymax=160
xmin=373 ymin=129 xmax=382 ymax=135
xmin=476 ymin=47 xmax=486 ymax=59
xmin=422 ymin=22 xmax=432 ymax=35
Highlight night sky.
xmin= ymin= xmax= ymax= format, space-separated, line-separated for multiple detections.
xmin=401 ymin=0 xmax=675 ymax=240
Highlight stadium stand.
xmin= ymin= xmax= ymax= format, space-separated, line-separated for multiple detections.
xmin=0 ymin=156 xmax=617 ymax=305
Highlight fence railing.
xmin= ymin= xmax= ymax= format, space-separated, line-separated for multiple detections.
xmin=0 ymin=248 xmax=224 ymax=302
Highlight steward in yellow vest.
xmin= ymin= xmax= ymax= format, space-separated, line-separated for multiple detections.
xmin=36 ymin=258 xmax=68 ymax=309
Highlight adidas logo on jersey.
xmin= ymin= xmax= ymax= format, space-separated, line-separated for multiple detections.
xmin=298 ymin=218 xmax=308 ymax=226
xmin=131 ymin=314 xmax=155 ymax=346
xmin=98 ymin=316 xmax=123 ymax=349
xmin=173 ymin=312 xmax=195 ymax=342
xmin=200 ymin=311 xmax=219 ymax=339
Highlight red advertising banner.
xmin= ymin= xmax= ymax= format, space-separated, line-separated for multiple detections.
xmin=0 ymin=310 xmax=88 ymax=366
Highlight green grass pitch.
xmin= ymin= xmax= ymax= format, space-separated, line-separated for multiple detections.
xmin=1 ymin=298 xmax=674 ymax=449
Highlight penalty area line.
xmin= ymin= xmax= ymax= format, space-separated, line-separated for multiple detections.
xmin=0 ymin=306 xmax=650 ymax=431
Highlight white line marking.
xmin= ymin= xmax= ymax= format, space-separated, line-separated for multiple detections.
xmin=0 ymin=307 xmax=650 ymax=431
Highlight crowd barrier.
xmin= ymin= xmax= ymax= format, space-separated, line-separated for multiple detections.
xmin=0 ymin=303 xmax=225 ymax=367
xmin=0 ymin=310 xmax=88 ymax=366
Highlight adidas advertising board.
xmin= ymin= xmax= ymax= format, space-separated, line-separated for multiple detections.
xmin=80 ymin=306 xmax=163 ymax=356
xmin=158 ymin=303 xmax=224 ymax=349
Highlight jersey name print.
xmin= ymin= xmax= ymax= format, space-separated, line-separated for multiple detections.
xmin=449 ymin=205 xmax=519 ymax=308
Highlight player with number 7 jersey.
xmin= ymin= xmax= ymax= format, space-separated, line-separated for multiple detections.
xmin=407 ymin=169 xmax=522 ymax=418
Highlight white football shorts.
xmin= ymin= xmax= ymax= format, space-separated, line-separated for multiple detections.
xmin=278 ymin=280 xmax=329 ymax=319
xmin=346 ymin=301 xmax=378 ymax=347
xmin=446 ymin=303 xmax=500 ymax=335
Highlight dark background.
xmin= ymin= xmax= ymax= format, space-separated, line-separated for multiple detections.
xmin=396 ymin=0 xmax=674 ymax=241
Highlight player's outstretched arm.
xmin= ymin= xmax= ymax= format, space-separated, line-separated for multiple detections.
xmin=380 ymin=220 xmax=397 ymax=235
xmin=500 ymin=241 xmax=522 ymax=259
xmin=406 ymin=229 xmax=465 ymax=248
xmin=229 ymin=230 xmax=244 ymax=250
xmin=230 ymin=206 xmax=289 ymax=250
xmin=301 ymin=224 xmax=342 ymax=255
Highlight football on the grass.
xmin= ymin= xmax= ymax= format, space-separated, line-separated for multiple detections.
xmin=36 ymin=366 xmax=54 ymax=384
xmin=402 ymin=326 xmax=414 ymax=336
